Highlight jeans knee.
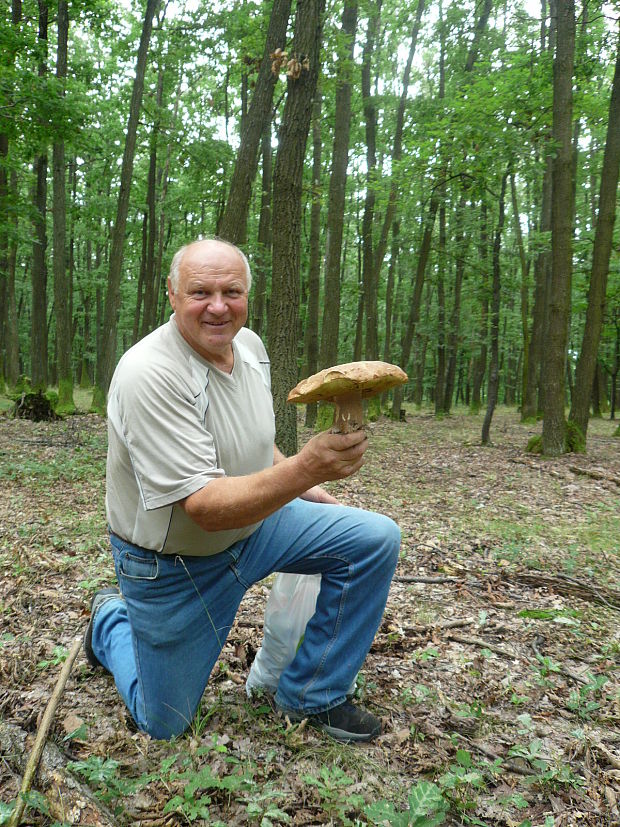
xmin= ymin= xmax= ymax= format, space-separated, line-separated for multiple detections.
xmin=140 ymin=715 xmax=191 ymax=741
xmin=358 ymin=511 xmax=401 ymax=569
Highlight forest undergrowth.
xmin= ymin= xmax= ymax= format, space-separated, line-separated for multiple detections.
xmin=0 ymin=404 xmax=618 ymax=827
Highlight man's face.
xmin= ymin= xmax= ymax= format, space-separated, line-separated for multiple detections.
xmin=168 ymin=241 xmax=249 ymax=368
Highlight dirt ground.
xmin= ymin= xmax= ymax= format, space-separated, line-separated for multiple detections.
xmin=0 ymin=406 xmax=618 ymax=827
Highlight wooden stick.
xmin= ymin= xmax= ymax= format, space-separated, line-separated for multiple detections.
xmin=9 ymin=636 xmax=82 ymax=827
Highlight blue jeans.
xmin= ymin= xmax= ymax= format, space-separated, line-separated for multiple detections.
xmin=92 ymin=498 xmax=400 ymax=739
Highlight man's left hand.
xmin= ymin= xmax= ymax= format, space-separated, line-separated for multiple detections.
xmin=300 ymin=485 xmax=340 ymax=505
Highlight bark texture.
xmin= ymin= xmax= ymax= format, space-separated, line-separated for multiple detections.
xmin=268 ymin=0 xmax=324 ymax=455
xmin=541 ymin=0 xmax=575 ymax=455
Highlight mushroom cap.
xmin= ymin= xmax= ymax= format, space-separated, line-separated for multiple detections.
xmin=287 ymin=361 xmax=408 ymax=405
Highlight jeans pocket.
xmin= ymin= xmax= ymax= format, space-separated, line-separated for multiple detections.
xmin=119 ymin=550 xmax=159 ymax=581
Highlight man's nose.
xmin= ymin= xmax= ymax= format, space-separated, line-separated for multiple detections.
xmin=205 ymin=293 xmax=227 ymax=312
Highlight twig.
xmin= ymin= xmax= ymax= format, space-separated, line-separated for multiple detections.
xmin=404 ymin=618 xmax=473 ymax=634
xmin=445 ymin=631 xmax=517 ymax=660
xmin=8 ymin=636 xmax=82 ymax=827
xmin=590 ymin=740 xmax=620 ymax=770
xmin=395 ymin=575 xmax=460 ymax=584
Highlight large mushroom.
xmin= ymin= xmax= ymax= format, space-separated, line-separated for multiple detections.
xmin=287 ymin=361 xmax=408 ymax=433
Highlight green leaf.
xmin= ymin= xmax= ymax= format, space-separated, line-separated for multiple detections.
xmin=408 ymin=781 xmax=448 ymax=818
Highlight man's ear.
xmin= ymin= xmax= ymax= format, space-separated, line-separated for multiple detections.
xmin=167 ymin=278 xmax=176 ymax=309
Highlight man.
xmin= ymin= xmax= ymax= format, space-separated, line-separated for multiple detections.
xmin=85 ymin=238 xmax=400 ymax=742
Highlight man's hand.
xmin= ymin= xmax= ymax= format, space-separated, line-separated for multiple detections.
xmin=182 ymin=432 xmax=366 ymax=532
xmin=300 ymin=485 xmax=340 ymax=505
xmin=297 ymin=429 xmax=368 ymax=483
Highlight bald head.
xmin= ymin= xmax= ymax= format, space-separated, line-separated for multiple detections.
xmin=169 ymin=239 xmax=252 ymax=295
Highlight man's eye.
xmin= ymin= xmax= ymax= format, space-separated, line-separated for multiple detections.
xmin=226 ymin=290 xmax=242 ymax=299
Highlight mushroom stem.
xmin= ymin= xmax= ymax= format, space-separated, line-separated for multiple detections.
xmin=331 ymin=392 xmax=364 ymax=433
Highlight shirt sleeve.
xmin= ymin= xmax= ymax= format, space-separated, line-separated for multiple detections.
xmin=113 ymin=357 xmax=224 ymax=510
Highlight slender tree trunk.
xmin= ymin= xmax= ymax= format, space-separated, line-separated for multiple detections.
xmin=268 ymin=0 xmax=324 ymax=455
xmin=218 ymin=0 xmax=292 ymax=245
xmin=31 ymin=0 xmax=49 ymax=391
xmin=93 ymin=0 xmax=160 ymax=410
xmin=251 ymin=120 xmax=273 ymax=338
xmin=435 ymin=201 xmax=447 ymax=415
xmin=382 ymin=219 xmax=399 ymax=365
xmin=541 ymin=0 xmax=575 ymax=455
xmin=443 ymin=193 xmax=467 ymax=413
xmin=303 ymin=93 xmax=322 ymax=428
xmin=52 ymin=0 xmax=74 ymax=411
xmin=482 ymin=171 xmax=509 ymax=445
xmin=140 ymin=65 xmax=164 ymax=339
xmin=318 ymin=0 xmax=358 ymax=369
xmin=569 ymin=39 xmax=620 ymax=439
xmin=371 ymin=0 xmax=425 ymax=298
xmin=471 ymin=201 xmax=489 ymax=412
xmin=510 ymin=173 xmax=530 ymax=410
xmin=360 ymin=0 xmax=381 ymax=361
xmin=6 ymin=171 xmax=20 ymax=384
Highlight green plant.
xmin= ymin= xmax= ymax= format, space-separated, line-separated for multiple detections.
xmin=437 ymin=750 xmax=493 ymax=812
xmin=303 ymin=766 xmax=365 ymax=825
xmin=507 ymin=739 xmax=585 ymax=791
xmin=364 ymin=780 xmax=449 ymax=826
xmin=37 ymin=645 xmax=69 ymax=670
xmin=566 ymin=674 xmax=608 ymax=720
xmin=68 ymin=756 xmax=138 ymax=805
xmin=531 ymin=653 xmax=562 ymax=686
xmin=245 ymin=785 xmax=291 ymax=825
xmin=163 ymin=737 xmax=256 ymax=822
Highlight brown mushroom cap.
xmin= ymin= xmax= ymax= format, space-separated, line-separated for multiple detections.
xmin=287 ymin=361 xmax=408 ymax=405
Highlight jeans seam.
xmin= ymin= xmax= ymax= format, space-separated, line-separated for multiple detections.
xmin=296 ymin=554 xmax=352 ymax=709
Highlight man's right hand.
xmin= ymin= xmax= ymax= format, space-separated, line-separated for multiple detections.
xmin=297 ymin=429 xmax=368 ymax=482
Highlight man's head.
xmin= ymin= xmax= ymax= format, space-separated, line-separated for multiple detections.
xmin=167 ymin=239 xmax=251 ymax=369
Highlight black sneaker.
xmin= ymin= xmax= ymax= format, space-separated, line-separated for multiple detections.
xmin=84 ymin=587 xmax=121 ymax=670
xmin=279 ymin=700 xmax=382 ymax=743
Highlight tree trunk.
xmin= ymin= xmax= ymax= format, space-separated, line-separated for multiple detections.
xmin=31 ymin=0 xmax=49 ymax=392
xmin=93 ymin=0 xmax=160 ymax=410
xmin=140 ymin=65 xmax=164 ymax=339
xmin=435 ymin=201 xmax=447 ymax=415
xmin=318 ymin=0 xmax=358 ymax=370
xmin=471 ymin=201 xmax=489 ymax=412
xmin=6 ymin=171 xmax=20 ymax=384
xmin=510 ymin=173 xmax=530 ymax=410
xmin=443 ymin=193 xmax=467 ymax=413
xmin=541 ymin=0 xmax=575 ymax=456
xmin=569 ymin=39 xmax=620 ymax=439
xmin=303 ymin=92 xmax=322 ymax=428
xmin=267 ymin=0 xmax=324 ymax=455
xmin=251 ymin=120 xmax=273 ymax=338
xmin=482 ymin=171 xmax=509 ymax=445
xmin=218 ymin=0 xmax=292 ymax=245
xmin=360 ymin=0 xmax=381 ymax=361
xmin=52 ymin=0 xmax=74 ymax=411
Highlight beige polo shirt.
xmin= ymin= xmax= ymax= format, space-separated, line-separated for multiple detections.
xmin=106 ymin=318 xmax=276 ymax=555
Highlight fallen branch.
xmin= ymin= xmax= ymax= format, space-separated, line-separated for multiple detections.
xmin=394 ymin=575 xmax=460 ymax=584
xmin=445 ymin=632 xmax=518 ymax=660
xmin=568 ymin=464 xmax=620 ymax=487
xmin=499 ymin=570 xmax=620 ymax=610
xmin=8 ymin=636 xmax=82 ymax=827
xmin=590 ymin=740 xmax=620 ymax=770
xmin=404 ymin=618 xmax=473 ymax=634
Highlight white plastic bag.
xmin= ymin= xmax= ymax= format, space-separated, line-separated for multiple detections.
xmin=246 ymin=573 xmax=320 ymax=696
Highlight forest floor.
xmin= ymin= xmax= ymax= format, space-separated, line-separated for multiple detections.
xmin=0 ymin=402 xmax=619 ymax=827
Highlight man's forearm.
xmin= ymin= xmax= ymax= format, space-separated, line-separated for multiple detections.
xmin=181 ymin=454 xmax=315 ymax=532
xmin=181 ymin=431 xmax=367 ymax=532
